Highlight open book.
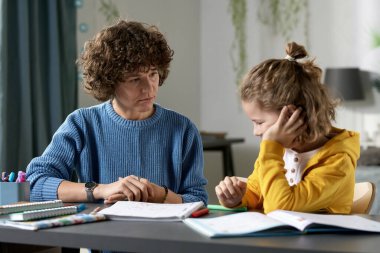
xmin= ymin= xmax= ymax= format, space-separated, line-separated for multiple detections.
xmin=183 ymin=210 xmax=380 ymax=237
xmin=99 ymin=201 xmax=204 ymax=221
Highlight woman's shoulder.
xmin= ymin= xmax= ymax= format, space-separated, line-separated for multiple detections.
xmin=70 ymin=102 xmax=107 ymax=117
xmin=78 ymin=102 xmax=107 ymax=112
xmin=156 ymin=104 xmax=201 ymax=134
xmin=157 ymin=104 xmax=192 ymax=123
xmin=63 ymin=102 xmax=109 ymax=126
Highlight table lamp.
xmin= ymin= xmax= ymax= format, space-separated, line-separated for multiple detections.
xmin=324 ymin=68 xmax=364 ymax=100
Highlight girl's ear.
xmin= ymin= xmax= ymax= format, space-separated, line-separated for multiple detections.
xmin=286 ymin=104 xmax=297 ymax=114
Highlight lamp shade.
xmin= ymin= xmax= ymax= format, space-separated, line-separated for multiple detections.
xmin=324 ymin=68 xmax=364 ymax=101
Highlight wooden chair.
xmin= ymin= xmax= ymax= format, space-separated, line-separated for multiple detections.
xmin=351 ymin=182 xmax=376 ymax=214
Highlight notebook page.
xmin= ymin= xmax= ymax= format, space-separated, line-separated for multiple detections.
xmin=269 ymin=210 xmax=380 ymax=232
xmin=183 ymin=212 xmax=287 ymax=237
xmin=99 ymin=201 xmax=204 ymax=220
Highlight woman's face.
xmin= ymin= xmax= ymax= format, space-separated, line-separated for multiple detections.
xmin=241 ymin=100 xmax=280 ymax=138
xmin=113 ymin=67 xmax=159 ymax=120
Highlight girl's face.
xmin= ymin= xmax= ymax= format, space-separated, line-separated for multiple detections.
xmin=241 ymin=100 xmax=280 ymax=138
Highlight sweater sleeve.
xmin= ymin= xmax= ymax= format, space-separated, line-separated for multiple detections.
xmin=256 ymin=140 xmax=355 ymax=214
xmin=240 ymin=160 xmax=263 ymax=210
xmin=178 ymin=122 xmax=208 ymax=205
xmin=26 ymin=112 xmax=84 ymax=201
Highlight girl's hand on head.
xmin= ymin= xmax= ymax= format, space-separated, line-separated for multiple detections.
xmin=215 ymin=176 xmax=246 ymax=208
xmin=262 ymin=105 xmax=306 ymax=149
xmin=102 ymin=175 xmax=154 ymax=204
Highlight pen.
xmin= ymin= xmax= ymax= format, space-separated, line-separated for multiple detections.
xmin=90 ymin=206 xmax=101 ymax=214
xmin=67 ymin=203 xmax=87 ymax=213
xmin=76 ymin=203 xmax=87 ymax=212
xmin=16 ymin=171 xmax=26 ymax=183
xmin=1 ymin=172 xmax=9 ymax=182
xmin=191 ymin=208 xmax=209 ymax=218
xmin=8 ymin=172 xmax=16 ymax=182
xmin=207 ymin=204 xmax=247 ymax=212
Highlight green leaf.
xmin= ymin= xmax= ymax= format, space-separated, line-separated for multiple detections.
xmin=373 ymin=32 xmax=380 ymax=48
xmin=98 ymin=0 xmax=120 ymax=24
xmin=228 ymin=0 xmax=247 ymax=87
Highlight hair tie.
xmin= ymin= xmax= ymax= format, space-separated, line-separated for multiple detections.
xmin=285 ymin=54 xmax=296 ymax=62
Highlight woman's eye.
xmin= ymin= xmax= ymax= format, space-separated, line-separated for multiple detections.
xmin=150 ymin=72 xmax=158 ymax=78
xmin=129 ymin=78 xmax=139 ymax=83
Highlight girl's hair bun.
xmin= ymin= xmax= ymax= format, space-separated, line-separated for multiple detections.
xmin=285 ymin=42 xmax=308 ymax=60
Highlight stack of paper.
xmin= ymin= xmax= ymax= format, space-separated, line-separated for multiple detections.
xmin=99 ymin=201 xmax=204 ymax=221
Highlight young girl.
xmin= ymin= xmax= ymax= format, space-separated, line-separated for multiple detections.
xmin=215 ymin=42 xmax=360 ymax=214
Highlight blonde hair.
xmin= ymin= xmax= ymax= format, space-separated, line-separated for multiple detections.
xmin=239 ymin=42 xmax=338 ymax=143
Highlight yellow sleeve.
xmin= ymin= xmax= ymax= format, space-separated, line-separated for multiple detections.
xmin=240 ymin=160 xmax=263 ymax=210
xmin=257 ymin=140 xmax=355 ymax=214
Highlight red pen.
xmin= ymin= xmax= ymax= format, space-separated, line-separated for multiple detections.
xmin=191 ymin=208 xmax=209 ymax=218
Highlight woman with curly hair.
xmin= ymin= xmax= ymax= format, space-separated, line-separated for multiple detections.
xmin=26 ymin=20 xmax=208 ymax=205
xmin=215 ymin=42 xmax=360 ymax=214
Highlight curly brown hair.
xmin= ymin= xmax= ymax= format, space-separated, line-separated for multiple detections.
xmin=77 ymin=20 xmax=174 ymax=101
xmin=239 ymin=42 xmax=339 ymax=143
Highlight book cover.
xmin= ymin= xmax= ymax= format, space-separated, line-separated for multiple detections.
xmin=0 ymin=213 xmax=107 ymax=230
xmin=9 ymin=205 xmax=85 ymax=221
xmin=0 ymin=200 xmax=63 ymax=215
xmin=183 ymin=210 xmax=380 ymax=238
xmin=99 ymin=201 xmax=204 ymax=221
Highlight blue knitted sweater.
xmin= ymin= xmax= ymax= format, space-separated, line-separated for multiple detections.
xmin=26 ymin=102 xmax=208 ymax=204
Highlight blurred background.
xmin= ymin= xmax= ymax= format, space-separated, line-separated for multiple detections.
xmin=1 ymin=0 xmax=380 ymax=205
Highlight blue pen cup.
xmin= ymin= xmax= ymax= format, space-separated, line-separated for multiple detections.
xmin=0 ymin=182 xmax=30 ymax=205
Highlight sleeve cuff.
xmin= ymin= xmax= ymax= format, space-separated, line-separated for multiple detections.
xmin=42 ymin=177 xmax=64 ymax=200
xmin=182 ymin=194 xmax=208 ymax=206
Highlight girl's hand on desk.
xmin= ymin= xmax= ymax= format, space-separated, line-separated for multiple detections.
xmin=100 ymin=175 xmax=154 ymax=204
xmin=215 ymin=176 xmax=246 ymax=208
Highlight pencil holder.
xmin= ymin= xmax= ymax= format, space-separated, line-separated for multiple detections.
xmin=0 ymin=182 xmax=30 ymax=205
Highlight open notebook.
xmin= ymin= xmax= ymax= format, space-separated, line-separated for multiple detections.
xmin=99 ymin=201 xmax=204 ymax=221
xmin=183 ymin=210 xmax=380 ymax=237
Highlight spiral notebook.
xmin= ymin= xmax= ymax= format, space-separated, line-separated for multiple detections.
xmin=1 ymin=213 xmax=107 ymax=230
xmin=9 ymin=204 xmax=86 ymax=221
xmin=0 ymin=200 xmax=63 ymax=215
